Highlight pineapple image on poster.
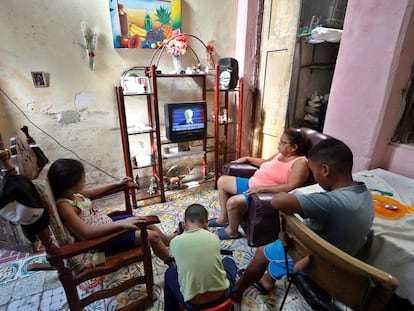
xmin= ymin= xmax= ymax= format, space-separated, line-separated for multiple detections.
xmin=108 ymin=0 xmax=182 ymax=48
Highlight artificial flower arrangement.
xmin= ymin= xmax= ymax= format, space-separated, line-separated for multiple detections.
xmin=166 ymin=34 xmax=188 ymax=56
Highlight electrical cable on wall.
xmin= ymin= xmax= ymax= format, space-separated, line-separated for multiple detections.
xmin=0 ymin=86 xmax=117 ymax=180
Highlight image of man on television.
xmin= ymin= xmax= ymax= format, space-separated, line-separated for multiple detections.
xmin=178 ymin=109 xmax=194 ymax=125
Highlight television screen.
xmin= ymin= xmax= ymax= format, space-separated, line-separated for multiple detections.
xmin=165 ymin=101 xmax=207 ymax=142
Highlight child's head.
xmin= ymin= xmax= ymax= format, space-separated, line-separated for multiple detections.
xmin=184 ymin=204 xmax=208 ymax=224
xmin=47 ymin=159 xmax=85 ymax=198
xmin=307 ymin=138 xmax=353 ymax=189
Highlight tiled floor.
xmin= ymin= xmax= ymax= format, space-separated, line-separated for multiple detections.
xmin=0 ymin=243 xmax=44 ymax=265
xmin=2 ymin=185 xmax=414 ymax=310
xmin=0 ymin=185 xmax=309 ymax=311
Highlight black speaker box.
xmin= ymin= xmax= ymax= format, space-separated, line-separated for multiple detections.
xmin=218 ymin=58 xmax=239 ymax=90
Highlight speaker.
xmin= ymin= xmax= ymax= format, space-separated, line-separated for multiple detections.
xmin=218 ymin=58 xmax=239 ymax=90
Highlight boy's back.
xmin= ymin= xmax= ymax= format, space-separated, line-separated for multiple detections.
xmin=171 ymin=228 xmax=229 ymax=301
xmin=164 ymin=204 xmax=237 ymax=311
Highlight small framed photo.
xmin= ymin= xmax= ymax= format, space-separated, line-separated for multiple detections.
xmin=31 ymin=71 xmax=47 ymax=88
xmin=136 ymin=77 xmax=151 ymax=94
xmin=122 ymin=76 xmax=151 ymax=95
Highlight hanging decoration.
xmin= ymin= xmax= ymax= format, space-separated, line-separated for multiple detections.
xmin=79 ymin=22 xmax=97 ymax=71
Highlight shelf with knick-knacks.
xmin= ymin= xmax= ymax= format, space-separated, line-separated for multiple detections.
xmin=213 ymin=65 xmax=244 ymax=187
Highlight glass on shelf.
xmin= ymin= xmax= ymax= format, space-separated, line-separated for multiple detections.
xmin=127 ymin=123 xmax=153 ymax=134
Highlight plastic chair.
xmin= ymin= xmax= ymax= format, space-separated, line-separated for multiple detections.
xmin=201 ymin=297 xmax=233 ymax=311
xmin=180 ymin=297 xmax=233 ymax=311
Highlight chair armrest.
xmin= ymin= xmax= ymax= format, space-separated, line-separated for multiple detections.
xmin=46 ymin=215 xmax=160 ymax=261
xmin=89 ymin=181 xmax=139 ymax=200
xmin=245 ymin=192 xmax=280 ymax=247
xmin=222 ymin=162 xmax=259 ymax=178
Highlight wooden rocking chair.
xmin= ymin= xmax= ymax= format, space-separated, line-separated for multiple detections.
xmin=0 ymin=126 xmax=159 ymax=311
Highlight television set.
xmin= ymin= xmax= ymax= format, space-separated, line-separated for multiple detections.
xmin=164 ymin=101 xmax=207 ymax=142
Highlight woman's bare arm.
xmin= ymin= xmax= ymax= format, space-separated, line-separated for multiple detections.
xmin=232 ymin=154 xmax=276 ymax=167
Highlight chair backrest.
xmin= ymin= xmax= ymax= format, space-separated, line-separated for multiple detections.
xmin=279 ymin=213 xmax=399 ymax=310
xmin=300 ymin=127 xmax=332 ymax=152
xmin=0 ymin=128 xmax=61 ymax=252
xmin=299 ymin=127 xmax=332 ymax=185
xmin=1 ymin=128 xmax=83 ymax=260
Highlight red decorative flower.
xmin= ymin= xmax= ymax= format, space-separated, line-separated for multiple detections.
xmin=206 ymin=40 xmax=216 ymax=54
xmin=166 ymin=34 xmax=188 ymax=56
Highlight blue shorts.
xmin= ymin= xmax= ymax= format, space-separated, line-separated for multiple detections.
xmin=100 ymin=214 xmax=136 ymax=253
xmin=263 ymin=239 xmax=294 ymax=279
xmin=235 ymin=177 xmax=250 ymax=207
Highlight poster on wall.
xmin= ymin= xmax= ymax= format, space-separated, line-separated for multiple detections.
xmin=108 ymin=0 xmax=182 ymax=49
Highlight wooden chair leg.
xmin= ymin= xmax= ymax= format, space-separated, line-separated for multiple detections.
xmin=51 ymin=260 xmax=82 ymax=311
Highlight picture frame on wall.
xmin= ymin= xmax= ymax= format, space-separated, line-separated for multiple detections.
xmin=31 ymin=71 xmax=47 ymax=88
xmin=108 ymin=0 xmax=182 ymax=49
xmin=122 ymin=76 xmax=151 ymax=95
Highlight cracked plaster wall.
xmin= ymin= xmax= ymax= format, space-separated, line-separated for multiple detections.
xmin=0 ymin=0 xmax=238 ymax=185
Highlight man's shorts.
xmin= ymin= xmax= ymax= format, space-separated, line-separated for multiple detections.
xmin=264 ymin=239 xmax=294 ymax=279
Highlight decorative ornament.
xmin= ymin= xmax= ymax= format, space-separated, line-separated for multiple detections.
xmin=79 ymin=22 xmax=97 ymax=71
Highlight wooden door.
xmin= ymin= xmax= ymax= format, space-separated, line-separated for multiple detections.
xmin=252 ymin=0 xmax=301 ymax=158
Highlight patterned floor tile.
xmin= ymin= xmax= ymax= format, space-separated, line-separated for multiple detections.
xmin=0 ymin=186 xmax=312 ymax=310
xmin=6 ymin=293 xmax=41 ymax=311
xmin=0 ymin=261 xmax=19 ymax=284
xmin=39 ymin=287 xmax=68 ymax=311
xmin=0 ymin=279 xmax=15 ymax=305
xmin=12 ymin=272 xmax=46 ymax=300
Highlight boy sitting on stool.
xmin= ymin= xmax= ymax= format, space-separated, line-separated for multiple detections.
xmin=164 ymin=204 xmax=238 ymax=311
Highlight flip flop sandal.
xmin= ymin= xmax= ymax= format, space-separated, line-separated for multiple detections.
xmin=217 ymin=228 xmax=242 ymax=240
xmin=208 ymin=218 xmax=228 ymax=227
xmin=252 ymin=282 xmax=270 ymax=295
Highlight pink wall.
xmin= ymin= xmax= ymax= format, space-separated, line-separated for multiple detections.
xmin=323 ymin=0 xmax=414 ymax=178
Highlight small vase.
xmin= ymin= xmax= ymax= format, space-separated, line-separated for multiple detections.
xmin=206 ymin=52 xmax=214 ymax=70
xmin=172 ymin=54 xmax=182 ymax=74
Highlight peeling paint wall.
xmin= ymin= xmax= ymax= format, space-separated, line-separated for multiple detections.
xmin=0 ymin=0 xmax=238 ymax=185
